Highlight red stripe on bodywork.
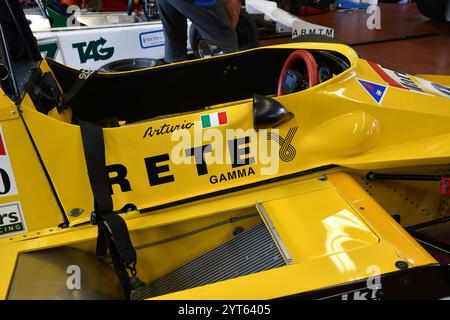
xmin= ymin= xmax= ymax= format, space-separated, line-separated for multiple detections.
xmin=364 ymin=83 xmax=374 ymax=91
xmin=368 ymin=61 xmax=406 ymax=89
xmin=0 ymin=134 xmax=6 ymax=156
xmin=218 ymin=111 xmax=228 ymax=125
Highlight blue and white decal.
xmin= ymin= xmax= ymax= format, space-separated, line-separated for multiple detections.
xmin=139 ymin=30 xmax=165 ymax=49
xmin=357 ymin=79 xmax=388 ymax=105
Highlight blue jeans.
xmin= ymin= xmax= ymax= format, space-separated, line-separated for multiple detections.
xmin=157 ymin=0 xmax=239 ymax=62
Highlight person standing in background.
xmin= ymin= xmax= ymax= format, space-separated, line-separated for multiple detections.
xmin=157 ymin=0 xmax=239 ymax=63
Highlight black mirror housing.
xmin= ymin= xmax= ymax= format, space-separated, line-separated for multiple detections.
xmin=253 ymin=94 xmax=293 ymax=129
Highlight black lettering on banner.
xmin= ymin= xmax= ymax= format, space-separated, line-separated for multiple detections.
xmin=0 ymin=212 xmax=17 ymax=225
xmin=267 ymin=127 xmax=297 ymax=162
xmin=394 ymin=72 xmax=425 ymax=93
xmin=143 ymin=121 xmax=194 ymax=139
xmin=8 ymin=212 xmax=18 ymax=223
xmin=184 ymin=144 xmax=212 ymax=176
xmin=145 ymin=154 xmax=175 ymax=186
xmin=228 ymin=136 xmax=255 ymax=168
xmin=209 ymin=167 xmax=256 ymax=184
xmin=0 ymin=168 xmax=11 ymax=195
xmin=432 ymin=83 xmax=450 ymax=97
xmin=106 ymin=164 xmax=132 ymax=194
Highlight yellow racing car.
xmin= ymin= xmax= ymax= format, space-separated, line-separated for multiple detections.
xmin=1 ymin=0 xmax=450 ymax=300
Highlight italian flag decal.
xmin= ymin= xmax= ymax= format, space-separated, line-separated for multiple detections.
xmin=200 ymin=111 xmax=228 ymax=128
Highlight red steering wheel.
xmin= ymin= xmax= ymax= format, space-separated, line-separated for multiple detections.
xmin=277 ymin=49 xmax=319 ymax=96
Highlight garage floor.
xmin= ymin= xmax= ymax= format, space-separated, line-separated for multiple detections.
xmin=260 ymin=3 xmax=450 ymax=75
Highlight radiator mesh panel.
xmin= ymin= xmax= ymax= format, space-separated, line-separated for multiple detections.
xmin=132 ymin=223 xmax=286 ymax=300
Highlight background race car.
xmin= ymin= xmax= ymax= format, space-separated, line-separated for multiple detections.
xmin=26 ymin=0 xmax=259 ymax=70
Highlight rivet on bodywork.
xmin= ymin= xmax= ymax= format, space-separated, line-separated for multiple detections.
xmin=395 ymin=261 xmax=409 ymax=270
xmin=233 ymin=226 xmax=244 ymax=236
xmin=69 ymin=208 xmax=84 ymax=217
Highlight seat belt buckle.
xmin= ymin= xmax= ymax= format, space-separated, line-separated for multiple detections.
xmin=90 ymin=211 xmax=98 ymax=225
xmin=441 ymin=177 xmax=450 ymax=197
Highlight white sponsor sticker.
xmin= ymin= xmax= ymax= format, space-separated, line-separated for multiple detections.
xmin=139 ymin=30 xmax=165 ymax=49
xmin=0 ymin=201 xmax=26 ymax=237
xmin=292 ymin=20 xmax=334 ymax=38
xmin=380 ymin=67 xmax=427 ymax=94
xmin=0 ymin=126 xmax=18 ymax=197
xmin=368 ymin=62 xmax=430 ymax=95
xmin=414 ymin=77 xmax=450 ymax=99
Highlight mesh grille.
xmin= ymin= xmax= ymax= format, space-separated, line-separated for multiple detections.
xmin=132 ymin=223 xmax=286 ymax=300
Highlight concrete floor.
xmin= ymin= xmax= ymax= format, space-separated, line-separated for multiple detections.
xmin=260 ymin=3 xmax=450 ymax=75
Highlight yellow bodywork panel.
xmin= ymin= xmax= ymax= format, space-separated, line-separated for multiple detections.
xmin=150 ymin=172 xmax=435 ymax=299
xmin=18 ymin=47 xmax=450 ymax=228
xmin=353 ymin=175 xmax=446 ymax=227
xmin=0 ymin=92 xmax=64 ymax=239
xmin=0 ymin=172 xmax=435 ymax=299
xmin=0 ymin=40 xmax=447 ymax=299
xmin=261 ymin=188 xmax=379 ymax=263
xmin=328 ymin=172 xmax=435 ymax=266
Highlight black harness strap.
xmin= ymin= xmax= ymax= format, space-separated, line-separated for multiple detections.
xmin=79 ymin=120 xmax=137 ymax=299
xmin=79 ymin=121 xmax=113 ymax=213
